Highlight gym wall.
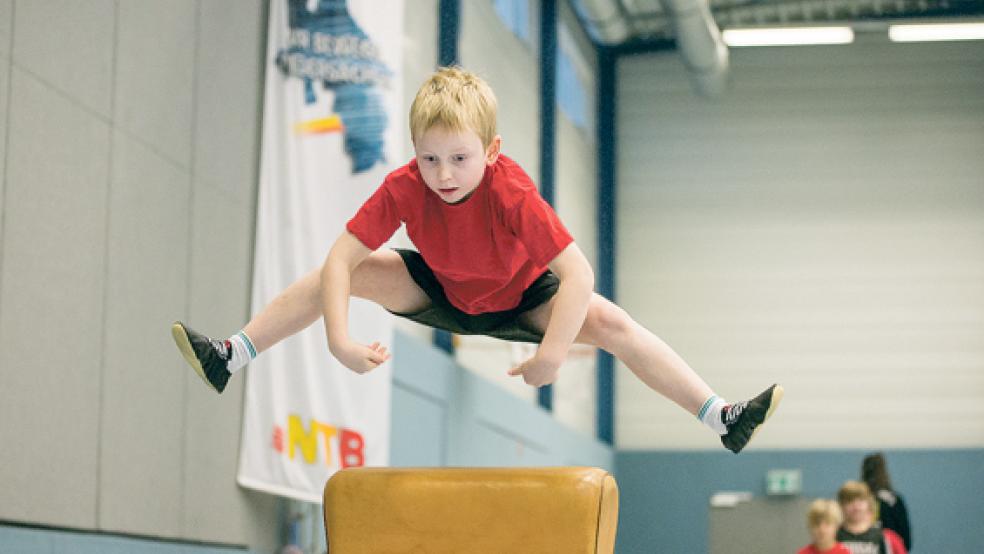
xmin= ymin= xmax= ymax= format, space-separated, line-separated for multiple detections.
xmin=614 ymin=32 xmax=984 ymax=553
xmin=617 ymin=35 xmax=984 ymax=451
xmin=0 ymin=1 xmax=278 ymax=550
xmin=0 ymin=1 xmax=604 ymax=551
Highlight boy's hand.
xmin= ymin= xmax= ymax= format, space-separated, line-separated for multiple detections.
xmin=330 ymin=339 xmax=391 ymax=374
xmin=507 ymin=353 xmax=561 ymax=387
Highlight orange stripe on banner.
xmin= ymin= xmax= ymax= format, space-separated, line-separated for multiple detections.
xmin=294 ymin=115 xmax=344 ymax=135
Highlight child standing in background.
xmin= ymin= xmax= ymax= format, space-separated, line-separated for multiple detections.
xmin=798 ymin=499 xmax=851 ymax=554
xmin=172 ymin=66 xmax=783 ymax=453
xmin=837 ymin=481 xmax=908 ymax=554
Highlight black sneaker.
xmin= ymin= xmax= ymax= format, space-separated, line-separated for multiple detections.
xmin=720 ymin=384 xmax=784 ymax=454
xmin=171 ymin=321 xmax=232 ymax=394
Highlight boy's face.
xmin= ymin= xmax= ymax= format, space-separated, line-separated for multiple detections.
xmin=809 ymin=519 xmax=838 ymax=547
xmin=842 ymin=499 xmax=872 ymax=526
xmin=414 ymin=125 xmax=501 ymax=204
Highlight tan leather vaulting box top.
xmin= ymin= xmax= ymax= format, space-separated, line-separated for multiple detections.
xmin=323 ymin=467 xmax=619 ymax=553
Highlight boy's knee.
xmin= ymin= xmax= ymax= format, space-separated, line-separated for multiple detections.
xmin=352 ymin=250 xmax=399 ymax=281
xmin=588 ymin=302 xmax=633 ymax=343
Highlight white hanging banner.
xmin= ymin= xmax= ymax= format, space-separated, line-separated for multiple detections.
xmin=237 ymin=0 xmax=403 ymax=503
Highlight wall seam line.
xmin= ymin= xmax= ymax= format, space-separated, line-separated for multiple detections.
xmin=0 ymin=0 xmax=15 ymax=332
xmin=95 ymin=0 xmax=121 ymax=531
xmin=2 ymin=61 xmax=193 ymax=173
xmin=178 ymin=0 xmax=204 ymax=538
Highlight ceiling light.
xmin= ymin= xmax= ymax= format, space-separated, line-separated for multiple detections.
xmin=722 ymin=27 xmax=855 ymax=47
xmin=888 ymin=22 xmax=984 ymax=42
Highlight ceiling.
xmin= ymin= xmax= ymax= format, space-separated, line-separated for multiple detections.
xmin=580 ymin=0 xmax=984 ymax=44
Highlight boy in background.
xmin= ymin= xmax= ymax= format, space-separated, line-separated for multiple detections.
xmin=798 ymin=499 xmax=851 ymax=554
xmin=837 ymin=481 xmax=907 ymax=554
xmin=173 ymin=67 xmax=782 ymax=454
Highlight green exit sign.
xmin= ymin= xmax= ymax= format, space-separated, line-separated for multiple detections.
xmin=766 ymin=469 xmax=802 ymax=495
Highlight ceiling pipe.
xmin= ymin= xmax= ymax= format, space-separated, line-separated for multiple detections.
xmin=574 ymin=0 xmax=729 ymax=97
xmin=658 ymin=0 xmax=730 ymax=97
xmin=573 ymin=0 xmax=631 ymax=44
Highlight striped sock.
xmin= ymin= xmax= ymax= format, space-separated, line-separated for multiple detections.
xmin=226 ymin=331 xmax=257 ymax=374
xmin=698 ymin=395 xmax=728 ymax=435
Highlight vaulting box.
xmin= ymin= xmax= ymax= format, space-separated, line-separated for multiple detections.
xmin=323 ymin=467 xmax=619 ymax=553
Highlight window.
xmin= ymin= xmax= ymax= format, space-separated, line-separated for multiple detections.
xmin=493 ymin=0 xmax=531 ymax=44
xmin=556 ymin=24 xmax=592 ymax=132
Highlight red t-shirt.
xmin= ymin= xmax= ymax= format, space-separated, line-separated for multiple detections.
xmin=346 ymin=155 xmax=574 ymax=315
xmin=797 ymin=544 xmax=852 ymax=554
xmin=883 ymin=528 xmax=908 ymax=554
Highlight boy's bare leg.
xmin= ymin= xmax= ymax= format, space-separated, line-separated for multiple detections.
xmin=244 ymin=249 xmax=430 ymax=354
xmin=520 ymin=293 xmax=712 ymax=415
xmin=242 ymin=268 xmax=323 ymax=353
xmin=519 ymin=293 xmax=781 ymax=452
xmin=173 ymin=249 xmax=429 ymax=393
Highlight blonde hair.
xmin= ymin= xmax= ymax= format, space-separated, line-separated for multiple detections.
xmin=837 ymin=480 xmax=876 ymax=511
xmin=806 ymin=499 xmax=844 ymax=528
xmin=409 ymin=67 xmax=498 ymax=148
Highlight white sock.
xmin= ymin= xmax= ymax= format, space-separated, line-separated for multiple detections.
xmin=698 ymin=395 xmax=728 ymax=435
xmin=226 ymin=331 xmax=257 ymax=374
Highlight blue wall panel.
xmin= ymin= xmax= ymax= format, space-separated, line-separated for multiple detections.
xmin=0 ymin=525 xmax=248 ymax=554
xmin=616 ymin=449 xmax=984 ymax=553
xmin=390 ymin=385 xmax=447 ymax=467
xmin=392 ymin=331 xmax=614 ymax=471
xmin=0 ymin=526 xmax=50 ymax=554
xmin=389 ymin=331 xmax=457 ymax=468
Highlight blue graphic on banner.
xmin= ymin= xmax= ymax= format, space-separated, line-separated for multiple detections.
xmin=276 ymin=0 xmax=392 ymax=172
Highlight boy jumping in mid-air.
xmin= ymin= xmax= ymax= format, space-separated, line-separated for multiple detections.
xmin=172 ymin=67 xmax=782 ymax=454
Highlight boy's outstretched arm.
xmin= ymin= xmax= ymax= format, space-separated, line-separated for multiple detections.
xmin=509 ymin=242 xmax=594 ymax=386
xmin=321 ymin=231 xmax=390 ymax=373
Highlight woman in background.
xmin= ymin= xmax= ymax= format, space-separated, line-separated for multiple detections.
xmin=862 ymin=453 xmax=912 ymax=551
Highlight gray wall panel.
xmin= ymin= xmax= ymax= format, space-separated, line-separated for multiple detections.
xmin=0 ymin=67 xmax=110 ymax=527
xmin=184 ymin=190 xmax=255 ymax=346
xmin=389 ymin=0 xmax=436 ymax=343
xmin=182 ymin=185 xmax=273 ymax=549
xmin=0 ymin=0 xmax=11 ymax=57
xmin=554 ymin=114 xmax=598 ymax=438
xmin=98 ymin=132 xmax=190 ymax=537
xmin=709 ymin=497 xmax=812 ymax=554
xmin=182 ymin=3 xmax=269 ymax=544
xmin=181 ymin=1 xmax=273 ymax=547
xmin=12 ymin=0 xmax=115 ymax=118
xmin=113 ymin=0 xmax=196 ymax=167
xmin=398 ymin=0 xmax=437 ymax=163
xmin=617 ymin=39 xmax=984 ymax=450
xmin=0 ymin=1 xmax=610 ymax=549
xmin=459 ymin=0 xmax=539 ymax=178
xmin=1 ymin=57 xmax=8 ymax=224
xmin=0 ymin=1 xmax=277 ymax=548
xmin=194 ymin=0 xmax=266 ymax=196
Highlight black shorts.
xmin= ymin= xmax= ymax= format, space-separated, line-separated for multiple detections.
xmin=390 ymin=248 xmax=559 ymax=344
